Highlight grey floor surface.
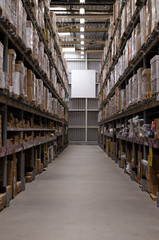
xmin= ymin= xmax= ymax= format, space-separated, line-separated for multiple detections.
xmin=0 ymin=145 xmax=159 ymax=240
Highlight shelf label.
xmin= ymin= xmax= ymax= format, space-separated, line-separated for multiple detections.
xmin=148 ymin=147 xmax=153 ymax=167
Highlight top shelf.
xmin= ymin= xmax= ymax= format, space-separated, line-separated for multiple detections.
xmin=99 ymin=0 xmax=147 ymax=94
xmin=22 ymin=0 xmax=68 ymax=96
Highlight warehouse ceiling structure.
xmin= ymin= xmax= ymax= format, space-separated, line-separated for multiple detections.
xmin=50 ymin=0 xmax=115 ymax=55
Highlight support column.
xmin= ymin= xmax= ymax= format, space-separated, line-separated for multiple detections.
xmin=85 ymin=98 xmax=88 ymax=143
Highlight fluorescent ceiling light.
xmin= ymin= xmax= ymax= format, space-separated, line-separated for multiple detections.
xmin=80 ymin=34 xmax=84 ymax=39
xmin=81 ymin=51 xmax=84 ymax=55
xmin=80 ymin=18 xmax=85 ymax=24
xmin=81 ymin=46 xmax=84 ymax=50
xmin=58 ymin=32 xmax=70 ymax=36
xmin=81 ymin=56 xmax=84 ymax=59
xmin=80 ymin=0 xmax=85 ymax=3
xmin=62 ymin=47 xmax=75 ymax=52
xmin=81 ymin=40 xmax=84 ymax=44
xmin=50 ymin=7 xmax=67 ymax=14
xmin=80 ymin=27 xmax=84 ymax=32
xmin=80 ymin=8 xmax=85 ymax=14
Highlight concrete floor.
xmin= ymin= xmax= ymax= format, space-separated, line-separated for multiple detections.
xmin=0 ymin=145 xmax=159 ymax=240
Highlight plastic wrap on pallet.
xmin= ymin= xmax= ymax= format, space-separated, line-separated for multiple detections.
xmin=26 ymin=21 xmax=33 ymax=52
xmin=8 ymin=49 xmax=16 ymax=91
xmin=33 ymin=30 xmax=39 ymax=60
xmin=151 ymin=55 xmax=159 ymax=95
xmin=10 ymin=0 xmax=16 ymax=28
xmin=16 ymin=0 xmax=23 ymax=39
xmin=140 ymin=6 xmax=147 ymax=46
xmin=137 ymin=68 xmax=144 ymax=102
xmin=0 ymin=0 xmax=11 ymax=22
xmin=135 ymin=24 xmax=141 ymax=54
xmin=133 ymin=74 xmax=138 ymax=104
xmin=22 ymin=8 xmax=27 ymax=46
xmin=142 ymin=69 xmax=151 ymax=99
xmin=0 ymin=71 xmax=5 ymax=89
xmin=13 ymin=61 xmax=24 ymax=96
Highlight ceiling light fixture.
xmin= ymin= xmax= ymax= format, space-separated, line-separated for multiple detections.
xmin=80 ymin=8 xmax=85 ymax=14
xmin=81 ymin=46 xmax=84 ymax=50
xmin=80 ymin=34 xmax=84 ymax=39
xmin=62 ymin=47 xmax=75 ymax=52
xmin=81 ymin=56 xmax=84 ymax=59
xmin=80 ymin=18 xmax=85 ymax=24
xmin=58 ymin=32 xmax=70 ymax=36
xmin=80 ymin=27 xmax=84 ymax=32
xmin=80 ymin=0 xmax=85 ymax=3
xmin=81 ymin=51 xmax=84 ymax=55
xmin=81 ymin=40 xmax=84 ymax=45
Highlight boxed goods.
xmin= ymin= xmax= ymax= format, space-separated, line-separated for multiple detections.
xmin=16 ymin=181 xmax=22 ymax=194
xmin=0 ymin=0 xmax=11 ymax=22
xmin=25 ymin=172 xmax=33 ymax=183
xmin=146 ymin=151 xmax=159 ymax=196
xmin=140 ymin=6 xmax=147 ymax=46
xmin=142 ymin=69 xmax=151 ymax=99
xmin=137 ymin=68 xmax=144 ymax=102
xmin=0 ymin=193 xmax=7 ymax=211
xmin=150 ymin=55 xmax=159 ymax=95
xmin=8 ymin=49 xmax=16 ymax=93
xmin=13 ymin=61 xmax=25 ymax=97
xmin=26 ymin=21 xmax=33 ymax=52
xmin=154 ymin=118 xmax=159 ymax=139
xmin=16 ymin=0 xmax=23 ymax=39
xmin=27 ymin=70 xmax=36 ymax=103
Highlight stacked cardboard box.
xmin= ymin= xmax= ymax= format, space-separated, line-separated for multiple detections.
xmin=25 ymin=172 xmax=33 ymax=183
xmin=8 ymin=49 xmax=16 ymax=94
xmin=146 ymin=151 xmax=159 ymax=196
xmin=0 ymin=193 xmax=7 ymax=211
xmin=151 ymin=55 xmax=159 ymax=95
xmin=142 ymin=69 xmax=151 ymax=99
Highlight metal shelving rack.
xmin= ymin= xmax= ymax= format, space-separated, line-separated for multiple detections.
xmin=68 ymin=98 xmax=98 ymax=144
xmin=98 ymin=0 xmax=159 ymax=206
xmin=0 ymin=0 xmax=68 ymax=211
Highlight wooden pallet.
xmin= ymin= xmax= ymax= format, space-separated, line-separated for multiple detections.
xmin=150 ymin=193 xmax=157 ymax=201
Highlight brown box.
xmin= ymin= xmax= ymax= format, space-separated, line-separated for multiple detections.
xmin=142 ymin=69 xmax=151 ymax=99
xmin=154 ymin=118 xmax=159 ymax=139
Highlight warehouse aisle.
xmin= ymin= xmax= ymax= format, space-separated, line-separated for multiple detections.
xmin=0 ymin=145 xmax=159 ymax=240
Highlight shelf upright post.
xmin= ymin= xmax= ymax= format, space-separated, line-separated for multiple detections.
xmin=2 ymin=103 xmax=9 ymax=206
xmin=124 ymin=117 xmax=128 ymax=173
xmin=20 ymin=109 xmax=25 ymax=191
xmin=85 ymin=98 xmax=88 ymax=143
xmin=39 ymin=116 xmax=42 ymax=161
xmin=115 ymin=120 xmax=118 ymax=163
xmin=142 ymin=56 xmax=147 ymax=191
xmin=31 ymin=113 xmax=35 ymax=180
xmin=102 ymin=108 xmax=105 ymax=150
xmin=119 ymin=118 xmax=122 ymax=167
xmin=132 ymin=113 xmax=137 ymax=181
xmin=142 ymin=110 xmax=147 ymax=191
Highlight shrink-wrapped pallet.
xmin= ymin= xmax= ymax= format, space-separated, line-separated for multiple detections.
xmin=22 ymin=8 xmax=27 ymax=45
xmin=8 ymin=49 xmax=16 ymax=93
xmin=13 ymin=61 xmax=24 ymax=96
xmin=142 ymin=69 xmax=151 ymax=99
xmin=0 ymin=0 xmax=11 ymax=22
xmin=26 ymin=21 xmax=33 ymax=52
xmin=33 ymin=30 xmax=39 ymax=60
xmin=140 ymin=6 xmax=147 ymax=46
xmin=16 ymin=0 xmax=23 ymax=39
xmin=11 ymin=0 xmax=16 ymax=28
xmin=151 ymin=55 xmax=159 ymax=95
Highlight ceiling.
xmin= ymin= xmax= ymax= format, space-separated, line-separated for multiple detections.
xmin=50 ymin=0 xmax=115 ymax=53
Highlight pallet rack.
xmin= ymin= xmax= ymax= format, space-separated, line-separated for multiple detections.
xmin=0 ymin=0 xmax=68 ymax=211
xmin=98 ymin=0 xmax=159 ymax=207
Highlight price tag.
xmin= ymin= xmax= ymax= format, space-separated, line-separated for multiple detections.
xmin=148 ymin=147 xmax=153 ymax=167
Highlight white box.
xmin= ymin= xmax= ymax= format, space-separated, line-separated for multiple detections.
xmin=150 ymin=55 xmax=159 ymax=81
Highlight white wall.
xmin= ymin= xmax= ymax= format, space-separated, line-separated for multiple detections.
xmin=71 ymin=70 xmax=96 ymax=98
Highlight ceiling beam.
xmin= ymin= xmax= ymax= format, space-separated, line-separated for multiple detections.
xmin=58 ymin=27 xmax=108 ymax=33
xmin=57 ymin=17 xmax=109 ymax=30
xmin=61 ymin=40 xmax=105 ymax=45
xmin=76 ymin=50 xmax=104 ymax=53
xmin=56 ymin=14 xmax=112 ymax=19
xmin=50 ymin=1 xmax=114 ymax=6
xmin=60 ymin=35 xmax=105 ymax=44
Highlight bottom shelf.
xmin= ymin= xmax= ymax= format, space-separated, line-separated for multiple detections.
xmin=101 ymin=138 xmax=159 ymax=207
